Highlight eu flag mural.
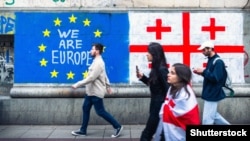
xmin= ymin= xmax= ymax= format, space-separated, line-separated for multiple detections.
xmin=14 ymin=12 xmax=245 ymax=84
xmin=14 ymin=12 xmax=129 ymax=83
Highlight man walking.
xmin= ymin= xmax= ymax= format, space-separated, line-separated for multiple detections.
xmin=71 ymin=43 xmax=123 ymax=137
xmin=193 ymin=40 xmax=230 ymax=125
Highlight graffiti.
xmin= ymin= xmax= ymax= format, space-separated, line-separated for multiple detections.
xmin=0 ymin=15 xmax=15 ymax=34
xmin=5 ymin=0 xmax=15 ymax=5
xmin=53 ymin=0 xmax=65 ymax=2
xmin=0 ymin=56 xmax=14 ymax=83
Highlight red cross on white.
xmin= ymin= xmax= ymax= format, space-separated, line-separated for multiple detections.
xmin=129 ymin=12 xmax=245 ymax=84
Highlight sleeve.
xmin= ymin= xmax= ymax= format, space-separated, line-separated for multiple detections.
xmin=105 ymin=71 xmax=111 ymax=89
xmin=159 ymin=67 xmax=170 ymax=93
xmin=203 ymin=60 xmax=225 ymax=83
xmin=139 ymin=74 xmax=149 ymax=86
xmin=72 ymin=60 xmax=103 ymax=88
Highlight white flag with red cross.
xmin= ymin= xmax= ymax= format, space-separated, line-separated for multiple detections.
xmin=129 ymin=12 xmax=245 ymax=84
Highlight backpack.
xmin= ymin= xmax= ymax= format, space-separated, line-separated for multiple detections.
xmin=213 ymin=57 xmax=235 ymax=97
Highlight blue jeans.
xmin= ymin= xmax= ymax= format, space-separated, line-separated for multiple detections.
xmin=202 ymin=100 xmax=230 ymax=125
xmin=80 ymin=95 xmax=121 ymax=133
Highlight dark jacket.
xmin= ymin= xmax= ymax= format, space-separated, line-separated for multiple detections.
xmin=140 ymin=66 xmax=169 ymax=101
xmin=201 ymin=54 xmax=226 ymax=101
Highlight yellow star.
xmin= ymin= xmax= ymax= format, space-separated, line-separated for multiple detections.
xmin=38 ymin=44 xmax=46 ymax=52
xmin=94 ymin=29 xmax=102 ymax=37
xmin=43 ymin=29 xmax=51 ymax=37
xmin=82 ymin=70 xmax=89 ymax=79
xmin=83 ymin=18 xmax=91 ymax=26
xmin=50 ymin=69 xmax=59 ymax=78
xmin=67 ymin=71 xmax=75 ymax=79
xmin=69 ymin=14 xmax=77 ymax=23
xmin=40 ymin=58 xmax=48 ymax=67
xmin=54 ymin=17 xmax=62 ymax=26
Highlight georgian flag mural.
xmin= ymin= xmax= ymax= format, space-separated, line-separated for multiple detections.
xmin=14 ymin=12 xmax=245 ymax=84
xmin=129 ymin=12 xmax=244 ymax=84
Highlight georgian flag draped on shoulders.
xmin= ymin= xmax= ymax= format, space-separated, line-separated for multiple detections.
xmin=154 ymin=85 xmax=200 ymax=141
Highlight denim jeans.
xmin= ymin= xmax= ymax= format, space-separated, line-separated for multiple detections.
xmin=202 ymin=100 xmax=230 ymax=125
xmin=80 ymin=95 xmax=121 ymax=133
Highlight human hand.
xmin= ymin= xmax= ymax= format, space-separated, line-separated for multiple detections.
xmin=136 ymin=65 xmax=143 ymax=79
xmin=193 ymin=68 xmax=204 ymax=75
xmin=71 ymin=85 xmax=77 ymax=89
xmin=107 ymin=87 xmax=112 ymax=94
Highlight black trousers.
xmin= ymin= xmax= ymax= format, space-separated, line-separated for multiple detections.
xmin=140 ymin=97 xmax=165 ymax=141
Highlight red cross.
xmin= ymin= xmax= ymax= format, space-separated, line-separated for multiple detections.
xmin=147 ymin=19 xmax=171 ymax=40
xmin=130 ymin=12 xmax=244 ymax=67
xmin=202 ymin=18 xmax=225 ymax=40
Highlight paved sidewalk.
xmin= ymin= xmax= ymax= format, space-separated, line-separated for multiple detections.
xmin=0 ymin=125 xmax=145 ymax=141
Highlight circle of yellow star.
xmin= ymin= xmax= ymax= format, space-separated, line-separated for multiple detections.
xmin=94 ymin=29 xmax=102 ymax=37
xmin=40 ymin=58 xmax=48 ymax=67
xmin=69 ymin=14 xmax=77 ymax=23
xmin=43 ymin=29 xmax=51 ymax=37
xmin=82 ymin=70 xmax=89 ymax=79
xmin=38 ymin=44 xmax=46 ymax=52
xmin=50 ymin=69 xmax=59 ymax=78
xmin=54 ymin=17 xmax=62 ymax=26
xmin=83 ymin=18 xmax=91 ymax=26
xmin=67 ymin=71 xmax=75 ymax=79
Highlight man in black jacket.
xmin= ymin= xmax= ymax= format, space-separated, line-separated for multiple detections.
xmin=193 ymin=40 xmax=230 ymax=125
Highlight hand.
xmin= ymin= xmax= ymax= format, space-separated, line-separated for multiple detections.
xmin=107 ymin=87 xmax=112 ymax=94
xmin=71 ymin=85 xmax=77 ymax=89
xmin=136 ymin=71 xmax=143 ymax=79
xmin=193 ymin=68 xmax=204 ymax=75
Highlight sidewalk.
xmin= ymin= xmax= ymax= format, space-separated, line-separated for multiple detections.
xmin=0 ymin=124 xmax=144 ymax=141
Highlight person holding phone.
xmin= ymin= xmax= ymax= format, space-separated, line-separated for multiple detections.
xmin=136 ymin=42 xmax=170 ymax=141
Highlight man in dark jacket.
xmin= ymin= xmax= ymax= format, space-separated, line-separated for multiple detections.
xmin=193 ymin=40 xmax=230 ymax=125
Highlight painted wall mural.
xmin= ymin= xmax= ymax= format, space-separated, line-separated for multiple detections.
xmin=14 ymin=12 xmax=245 ymax=84
xmin=15 ymin=12 xmax=129 ymax=83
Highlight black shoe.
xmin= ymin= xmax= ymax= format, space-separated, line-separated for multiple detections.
xmin=71 ymin=130 xmax=86 ymax=136
xmin=111 ymin=126 xmax=123 ymax=138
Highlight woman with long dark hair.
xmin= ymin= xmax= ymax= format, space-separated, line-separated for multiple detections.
xmin=136 ymin=42 xmax=170 ymax=141
xmin=154 ymin=63 xmax=200 ymax=141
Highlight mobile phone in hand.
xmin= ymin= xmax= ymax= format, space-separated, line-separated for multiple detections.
xmin=136 ymin=65 xmax=139 ymax=72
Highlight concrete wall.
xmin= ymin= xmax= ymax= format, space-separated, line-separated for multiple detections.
xmin=1 ymin=95 xmax=250 ymax=125
xmin=1 ymin=84 xmax=250 ymax=125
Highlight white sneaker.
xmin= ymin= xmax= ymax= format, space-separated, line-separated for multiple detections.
xmin=111 ymin=126 xmax=123 ymax=138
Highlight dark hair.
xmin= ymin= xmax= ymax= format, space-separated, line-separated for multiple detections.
xmin=148 ymin=42 xmax=167 ymax=84
xmin=92 ymin=43 xmax=104 ymax=54
xmin=170 ymin=63 xmax=192 ymax=98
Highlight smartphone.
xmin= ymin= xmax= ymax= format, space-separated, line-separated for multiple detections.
xmin=136 ymin=65 xmax=139 ymax=72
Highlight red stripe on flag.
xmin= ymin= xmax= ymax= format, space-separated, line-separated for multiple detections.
xmin=130 ymin=45 xmax=244 ymax=53
xmin=129 ymin=45 xmax=148 ymax=52
xmin=183 ymin=12 xmax=191 ymax=66
xmin=215 ymin=45 xmax=244 ymax=52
